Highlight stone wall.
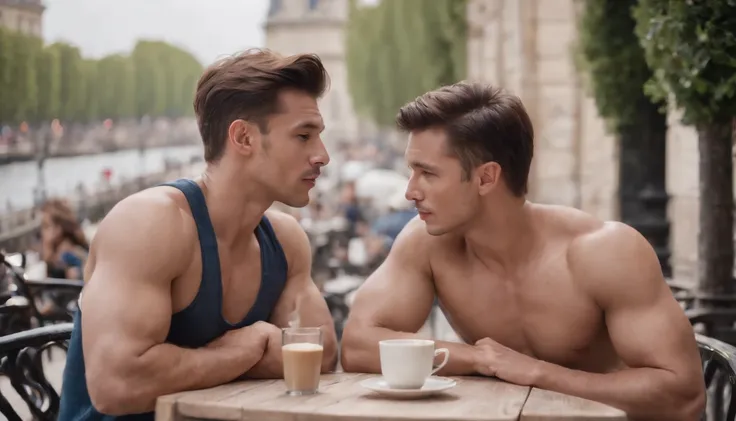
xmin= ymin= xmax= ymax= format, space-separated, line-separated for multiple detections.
xmin=264 ymin=0 xmax=359 ymax=145
xmin=466 ymin=0 xmax=716 ymax=279
xmin=0 ymin=2 xmax=43 ymax=37
xmin=466 ymin=0 xmax=618 ymax=221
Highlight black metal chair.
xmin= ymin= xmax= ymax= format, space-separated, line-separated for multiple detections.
xmin=1 ymin=251 xmax=83 ymax=334
xmin=689 ymin=308 xmax=736 ymax=346
xmin=697 ymin=333 xmax=736 ymax=421
xmin=668 ymin=279 xmax=696 ymax=310
xmin=0 ymin=323 xmax=73 ymax=421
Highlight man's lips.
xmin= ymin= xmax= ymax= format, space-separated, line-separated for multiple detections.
xmin=302 ymin=175 xmax=319 ymax=186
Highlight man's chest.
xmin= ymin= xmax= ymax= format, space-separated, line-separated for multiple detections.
xmin=171 ymin=238 xmax=264 ymax=324
xmin=432 ymin=257 xmax=610 ymax=368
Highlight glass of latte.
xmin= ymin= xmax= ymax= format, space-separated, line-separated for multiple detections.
xmin=282 ymin=327 xmax=324 ymax=396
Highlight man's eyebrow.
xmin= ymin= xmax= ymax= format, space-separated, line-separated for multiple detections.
xmin=292 ymin=121 xmax=325 ymax=132
xmin=409 ymin=161 xmax=440 ymax=172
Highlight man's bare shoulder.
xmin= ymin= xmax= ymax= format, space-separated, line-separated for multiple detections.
xmin=534 ymin=203 xmax=605 ymax=238
xmin=264 ymin=209 xmax=310 ymax=267
xmin=568 ymin=220 xmax=651 ymax=266
xmin=566 ymin=218 xmax=664 ymax=303
xmin=388 ymin=215 xmax=447 ymax=263
xmin=91 ymin=186 xmax=196 ymax=264
xmin=264 ymin=208 xmax=302 ymax=235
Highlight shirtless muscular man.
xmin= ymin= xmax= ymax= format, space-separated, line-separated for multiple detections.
xmin=341 ymin=82 xmax=704 ymax=421
xmin=58 ymin=49 xmax=337 ymax=420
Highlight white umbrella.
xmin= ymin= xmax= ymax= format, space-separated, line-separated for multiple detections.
xmin=340 ymin=160 xmax=373 ymax=181
xmin=354 ymin=169 xmax=409 ymax=208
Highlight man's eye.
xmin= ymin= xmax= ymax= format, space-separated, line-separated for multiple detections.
xmin=298 ymin=134 xmax=310 ymax=141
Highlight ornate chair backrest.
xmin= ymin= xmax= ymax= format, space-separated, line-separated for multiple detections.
xmin=0 ymin=323 xmax=73 ymax=421
xmin=697 ymin=333 xmax=736 ymax=421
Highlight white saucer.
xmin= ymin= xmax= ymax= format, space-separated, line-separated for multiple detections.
xmin=360 ymin=376 xmax=457 ymax=399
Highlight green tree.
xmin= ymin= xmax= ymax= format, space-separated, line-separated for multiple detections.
xmin=0 ymin=28 xmax=12 ymax=125
xmin=131 ymin=40 xmax=202 ymax=119
xmin=81 ymin=59 xmax=99 ymax=123
xmin=576 ymin=0 xmax=670 ymax=275
xmin=634 ymin=0 xmax=736 ymax=297
xmin=34 ymin=45 xmax=62 ymax=124
xmin=96 ymin=54 xmax=136 ymax=120
xmin=49 ymin=42 xmax=85 ymax=124
xmin=2 ymin=32 xmax=40 ymax=125
xmin=346 ymin=0 xmax=467 ymax=128
xmin=132 ymin=41 xmax=168 ymax=118
xmin=1 ymin=35 xmax=201 ymax=127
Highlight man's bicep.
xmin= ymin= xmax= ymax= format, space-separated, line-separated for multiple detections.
xmin=267 ymin=210 xmax=334 ymax=329
xmin=82 ymin=260 xmax=174 ymax=365
xmin=271 ymin=276 xmax=334 ymax=329
xmin=605 ymin=285 xmax=698 ymax=372
xmin=348 ymin=225 xmax=435 ymax=333
xmin=573 ymin=223 xmax=701 ymax=375
xmin=81 ymin=194 xmax=189 ymax=373
xmin=271 ymin=278 xmax=332 ymax=327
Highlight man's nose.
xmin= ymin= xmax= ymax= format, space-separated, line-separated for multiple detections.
xmin=405 ymin=181 xmax=422 ymax=202
xmin=311 ymin=139 xmax=330 ymax=167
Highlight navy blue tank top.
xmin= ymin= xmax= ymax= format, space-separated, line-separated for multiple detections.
xmin=58 ymin=178 xmax=289 ymax=421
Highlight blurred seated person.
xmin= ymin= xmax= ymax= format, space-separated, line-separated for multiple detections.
xmin=338 ymin=181 xmax=366 ymax=238
xmin=39 ymin=198 xmax=89 ymax=280
xmin=370 ymin=190 xmax=418 ymax=244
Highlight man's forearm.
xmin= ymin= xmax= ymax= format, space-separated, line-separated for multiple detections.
xmin=341 ymin=326 xmax=477 ymax=375
xmin=534 ymin=360 xmax=704 ymax=421
xmin=97 ymin=342 xmax=264 ymax=415
xmin=245 ymin=329 xmax=284 ymax=378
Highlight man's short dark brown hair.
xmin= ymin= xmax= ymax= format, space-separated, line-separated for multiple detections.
xmin=396 ymin=82 xmax=534 ymax=196
xmin=193 ymin=48 xmax=329 ymax=162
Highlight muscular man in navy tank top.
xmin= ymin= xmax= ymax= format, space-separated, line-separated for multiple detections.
xmin=58 ymin=49 xmax=338 ymax=420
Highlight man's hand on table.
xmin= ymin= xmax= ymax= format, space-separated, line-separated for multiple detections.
xmin=207 ymin=321 xmax=272 ymax=352
xmin=472 ymin=337 xmax=542 ymax=387
xmin=240 ymin=322 xmax=285 ymax=379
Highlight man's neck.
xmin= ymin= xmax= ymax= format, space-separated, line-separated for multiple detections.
xmin=198 ymin=165 xmax=274 ymax=246
xmin=463 ymin=198 xmax=538 ymax=274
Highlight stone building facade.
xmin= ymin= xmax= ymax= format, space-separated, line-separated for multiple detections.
xmin=0 ymin=0 xmax=44 ymax=37
xmin=466 ymin=0 xmax=701 ymax=281
xmin=264 ymin=0 xmax=359 ymax=146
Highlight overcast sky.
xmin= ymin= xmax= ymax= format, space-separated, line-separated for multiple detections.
xmin=42 ymin=0 xmax=270 ymax=67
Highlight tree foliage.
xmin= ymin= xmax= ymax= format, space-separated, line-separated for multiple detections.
xmin=575 ymin=0 xmax=663 ymax=131
xmin=634 ymin=0 xmax=736 ymax=296
xmin=633 ymin=0 xmax=736 ymax=126
xmin=0 ymin=30 xmax=203 ymax=127
xmin=345 ymin=0 xmax=467 ymax=128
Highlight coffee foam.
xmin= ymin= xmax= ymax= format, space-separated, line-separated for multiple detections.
xmin=283 ymin=342 xmax=323 ymax=352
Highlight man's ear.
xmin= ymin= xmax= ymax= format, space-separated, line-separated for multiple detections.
xmin=476 ymin=162 xmax=502 ymax=196
xmin=227 ymin=119 xmax=258 ymax=156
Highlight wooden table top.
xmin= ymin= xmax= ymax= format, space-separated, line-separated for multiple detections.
xmin=156 ymin=373 xmax=627 ymax=421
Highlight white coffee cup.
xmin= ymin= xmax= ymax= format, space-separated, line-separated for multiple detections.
xmin=378 ymin=339 xmax=450 ymax=389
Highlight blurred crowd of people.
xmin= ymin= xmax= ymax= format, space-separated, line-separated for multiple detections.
xmin=275 ymin=137 xmax=417 ymax=287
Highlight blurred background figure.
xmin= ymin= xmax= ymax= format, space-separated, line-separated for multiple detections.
xmin=38 ymin=198 xmax=89 ymax=280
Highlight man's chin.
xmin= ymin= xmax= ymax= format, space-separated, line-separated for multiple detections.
xmin=280 ymin=194 xmax=311 ymax=208
xmin=425 ymin=222 xmax=449 ymax=236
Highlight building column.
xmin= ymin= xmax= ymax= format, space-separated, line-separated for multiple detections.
xmin=619 ymin=101 xmax=671 ymax=277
